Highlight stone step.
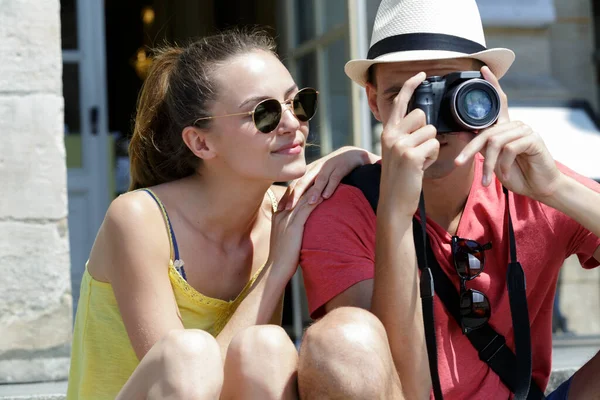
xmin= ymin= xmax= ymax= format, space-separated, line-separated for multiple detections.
xmin=0 ymin=381 xmax=66 ymax=400
xmin=0 ymin=342 xmax=596 ymax=398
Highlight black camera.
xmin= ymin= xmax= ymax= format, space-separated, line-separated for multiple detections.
xmin=407 ymin=71 xmax=501 ymax=134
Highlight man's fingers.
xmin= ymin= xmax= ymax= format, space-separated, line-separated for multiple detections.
xmin=480 ymin=124 xmax=532 ymax=186
xmin=481 ymin=66 xmax=510 ymax=123
xmin=416 ymin=139 xmax=441 ymax=170
xmin=382 ymin=108 xmax=429 ymax=149
xmin=455 ymin=121 xmax=526 ymax=166
xmin=496 ymin=135 xmax=537 ymax=181
xmin=388 ymin=72 xmax=427 ymax=126
xmin=399 ymin=124 xmax=437 ymax=148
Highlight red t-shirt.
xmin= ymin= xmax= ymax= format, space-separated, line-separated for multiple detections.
xmin=300 ymin=154 xmax=600 ymax=399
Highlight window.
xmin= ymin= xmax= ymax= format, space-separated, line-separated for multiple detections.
xmin=284 ymin=0 xmax=352 ymax=161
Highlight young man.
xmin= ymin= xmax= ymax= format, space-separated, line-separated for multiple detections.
xmin=297 ymin=0 xmax=600 ymax=399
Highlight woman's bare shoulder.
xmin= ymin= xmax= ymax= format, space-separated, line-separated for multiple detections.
xmin=87 ymin=190 xmax=171 ymax=282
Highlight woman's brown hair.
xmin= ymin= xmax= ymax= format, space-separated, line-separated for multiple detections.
xmin=128 ymin=28 xmax=277 ymax=191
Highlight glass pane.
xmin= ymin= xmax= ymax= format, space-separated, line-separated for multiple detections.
xmin=366 ymin=0 xmax=380 ymax=45
xmin=325 ymin=39 xmax=352 ymax=150
xmin=294 ymin=0 xmax=316 ymax=45
xmin=324 ymin=0 xmax=347 ymax=32
xmin=296 ymin=52 xmax=321 ymax=162
xmin=60 ymin=0 xmax=78 ymax=49
xmin=63 ymin=63 xmax=82 ymax=168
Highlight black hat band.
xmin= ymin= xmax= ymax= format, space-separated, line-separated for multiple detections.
xmin=367 ymin=32 xmax=487 ymax=60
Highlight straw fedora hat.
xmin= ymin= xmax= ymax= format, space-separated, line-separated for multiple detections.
xmin=345 ymin=0 xmax=515 ymax=87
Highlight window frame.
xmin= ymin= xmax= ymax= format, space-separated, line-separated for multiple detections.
xmin=282 ymin=0 xmax=373 ymax=157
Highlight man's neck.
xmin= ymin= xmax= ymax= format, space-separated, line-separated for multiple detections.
xmin=422 ymin=162 xmax=476 ymax=235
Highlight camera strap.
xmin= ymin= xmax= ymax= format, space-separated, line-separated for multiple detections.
xmin=417 ymin=191 xmax=445 ymax=400
xmin=504 ymin=186 xmax=534 ymax=400
xmin=341 ymin=164 xmax=545 ymax=399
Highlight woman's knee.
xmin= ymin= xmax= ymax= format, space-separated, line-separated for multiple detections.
xmin=222 ymin=325 xmax=298 ymax=399
xmin=154 ymin=330 xmax=223 ymax=398
xmin=227 ymin=325 xmax=298 ymax=366
xmin=159 ymin=329 xmax=221 ymax=362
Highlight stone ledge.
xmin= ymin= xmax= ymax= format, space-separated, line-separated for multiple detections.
xmin=0 ymin=366 xmax=584 ymax=399
xmin=0 ymin=396 xmax=64 ymax=400
xmin=0 ymin=340 xmax=595 ymax=397
xmin=0 ymin=357 xmax=69 ymax=385
xmin=0 ymin=379 xmax=66 ymax=400
xmin=546 ymin=368 xmax=576 ymax=393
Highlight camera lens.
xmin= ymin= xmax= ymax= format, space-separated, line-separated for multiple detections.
xmin=463 ymin=89 xmax=492 ymax=120
xmin=450 ymin=79 xmax=500 ymax=131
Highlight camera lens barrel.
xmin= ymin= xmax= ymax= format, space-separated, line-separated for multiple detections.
xmin=450 ymin=79 xmax=500 ymax=131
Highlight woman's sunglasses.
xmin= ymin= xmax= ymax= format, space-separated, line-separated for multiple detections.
xmin=193 ymin=87 xmax=319 ymax=134
xmin=452 ymin=236 xmax=493 ymax=333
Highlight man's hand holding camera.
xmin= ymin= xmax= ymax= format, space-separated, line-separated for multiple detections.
xmin=379 ymin=71 xmax=440 ymax=218
xmin=455 ymin=66 xmax=562 ymax=203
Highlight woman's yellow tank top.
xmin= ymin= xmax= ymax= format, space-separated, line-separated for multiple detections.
xmin=66 ymin=188 xmax=278 ymax=399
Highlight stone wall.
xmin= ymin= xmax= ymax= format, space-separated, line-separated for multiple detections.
xmin=560 ymin=256 xmax=600 ymax=334
xmin=485 ymin=0 xmax=598 ymax=108
xmin=0 ymin=0 xmax=72 ymax=383
xmin=486 ymin=26 xmax=572 ymax=104
xmin=550 ymin=0 xmax=598 ymax=111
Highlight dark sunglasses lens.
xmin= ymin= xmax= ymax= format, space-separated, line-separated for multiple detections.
xmin=293 ymin=88 xmax=318 ymax=122
xmin=454 ymin=239 xmax=485 ymax=279
xmin=254 ymin=99 xmax=282 ymax=133
xmin=460 ymin=289 xmax=490 ymax=331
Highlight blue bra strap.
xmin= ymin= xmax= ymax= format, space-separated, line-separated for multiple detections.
xmin=141 ymin=189 xmax=181 ymax=263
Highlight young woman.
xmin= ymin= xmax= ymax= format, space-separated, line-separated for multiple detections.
xmin=66 ymin=28 xmax=378 ymax=400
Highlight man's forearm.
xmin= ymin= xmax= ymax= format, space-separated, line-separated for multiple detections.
xmin=544 ymin=174 xmax=600 ymax=238
xmin=372 ymin=204 xmax=431 ymax=399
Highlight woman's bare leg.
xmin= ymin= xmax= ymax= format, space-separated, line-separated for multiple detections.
xmin=117 ymin=329 xmax=223 ymax=400
xmin=220 ymin=325 xmax=298 ymax=400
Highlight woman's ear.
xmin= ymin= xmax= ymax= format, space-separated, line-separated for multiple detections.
xmin=182 ymin=126 xmax=217 ymax=160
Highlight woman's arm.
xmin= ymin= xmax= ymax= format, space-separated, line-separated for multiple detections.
xmin=89 ymin=191 xmax=184 ymax=360
xmin=213 ymin=260 xmax=290 ymax=358
xmin=214 ymin=190 xmax=321 ymax=358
